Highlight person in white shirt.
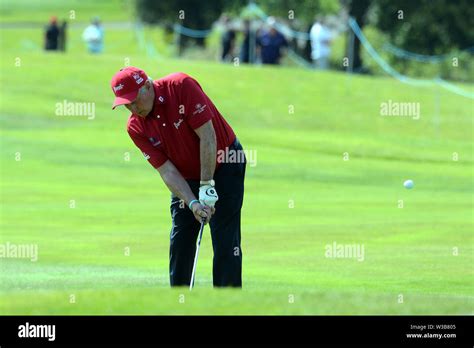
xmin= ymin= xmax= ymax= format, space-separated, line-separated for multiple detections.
xmin=82 ymin=17 xmax=104 ymax=54
xmin=310 ymin=18 xmax=332 ymax=69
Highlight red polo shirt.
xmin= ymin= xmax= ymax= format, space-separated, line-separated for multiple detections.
xmin=127 ymin=72 xmax=236 ymax=180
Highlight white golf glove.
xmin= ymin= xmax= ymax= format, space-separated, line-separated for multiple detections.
xmin=199 ymin=184 xmax=218 ymax=208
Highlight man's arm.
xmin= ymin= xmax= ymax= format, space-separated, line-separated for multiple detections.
xmin=179 ymin=76 xmax=219 ymax=211
xmin=157 ymin=160 xmax=196 ymax=206
xmin=194 ymin=120 xmax=217 ymax=182
xmin=157 ymin=160 xmax=212 ymax=223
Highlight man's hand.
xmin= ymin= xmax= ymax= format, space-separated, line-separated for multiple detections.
xmin=199 ymin=185 xmax=218 ymax=210
xmin=190 ymin=201 xmax=213 ymax=224
xmin=157 ymin=160 xmax=215 ymax=222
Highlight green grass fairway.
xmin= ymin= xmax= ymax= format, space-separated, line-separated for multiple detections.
xmin=0 ymin=23 xmax=473 ymax=315
xmin=0 ymin=0 xmax=134 ymax=23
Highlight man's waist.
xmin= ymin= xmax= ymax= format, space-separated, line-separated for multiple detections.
xmin=228 ymin=136 xmax=239 ymax=150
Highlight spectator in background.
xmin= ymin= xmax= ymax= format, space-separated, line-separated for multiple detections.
xmin=44 ymin=16 xmax=59 ymax=51
xmin=303 ymin=22 xmax=314 ymax=62
xmin=82 ymin=17 xmax=104 ymax=54
xmin=256 ymin=19 xmax=288 ymax=65
xmin=240 ymin=20 xmax=253 ymax=64
xmin=58 ymin=20 xmax=68 ymax=52
xmin=220 ymin=16 xmax=236 ymax=62
xmin=310 ymin=17 xmax=333 ymax=69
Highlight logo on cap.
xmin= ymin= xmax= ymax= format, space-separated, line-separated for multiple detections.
xmin=113 ymin=84 xmax=124 ymax=92
xmin=132 ymin=73 xmax=144 ymax=85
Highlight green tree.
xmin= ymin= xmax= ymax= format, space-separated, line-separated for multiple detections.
xmin=372 ymin=0 xmax=474 ymax=54
xmin=257 ymin=0 xmax=339 ymax=23
xmin=136 ymin=0 xmax=245 ymax=50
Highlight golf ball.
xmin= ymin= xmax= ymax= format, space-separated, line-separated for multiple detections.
xmin=404 ymin=179 xmax=414 ymax=189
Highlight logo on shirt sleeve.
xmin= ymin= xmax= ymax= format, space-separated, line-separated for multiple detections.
xmin=193 ymin=103 xmax=207 ymax=115
xmin=142 ymin=151 xmax=150 ymax=160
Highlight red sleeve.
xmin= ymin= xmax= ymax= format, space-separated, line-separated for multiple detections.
xmin=128 ymin=128 xmax=168 ymax=169
xmin=181 ymin=77 xmax=215 ymax=129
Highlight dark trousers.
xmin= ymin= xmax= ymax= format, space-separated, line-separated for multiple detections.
xmin=169 ymin=139 xmax=246 ymax=287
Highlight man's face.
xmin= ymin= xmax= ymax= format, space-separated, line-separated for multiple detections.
xmin=125 ymin=81 xmax=154 ymax=117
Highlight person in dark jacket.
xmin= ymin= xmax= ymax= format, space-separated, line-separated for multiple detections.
xmin=256 ymin=26 xmax=288 ymax=65
xmin=44 ymin=16 xmax=59 ymax=51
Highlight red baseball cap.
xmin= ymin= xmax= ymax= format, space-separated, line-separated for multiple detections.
xmin=110 ymin=67 xmax=148 ymax=109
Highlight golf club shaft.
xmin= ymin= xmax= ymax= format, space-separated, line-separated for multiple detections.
xmin=189 ymin=220 xmax=205 ymax=290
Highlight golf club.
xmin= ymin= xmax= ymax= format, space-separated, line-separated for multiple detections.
xmin=189 ymin=218 xmax=205 ymax=290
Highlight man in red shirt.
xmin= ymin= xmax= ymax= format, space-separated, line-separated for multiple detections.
xmin=111 ymin=67 xmax=245 ymax=287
